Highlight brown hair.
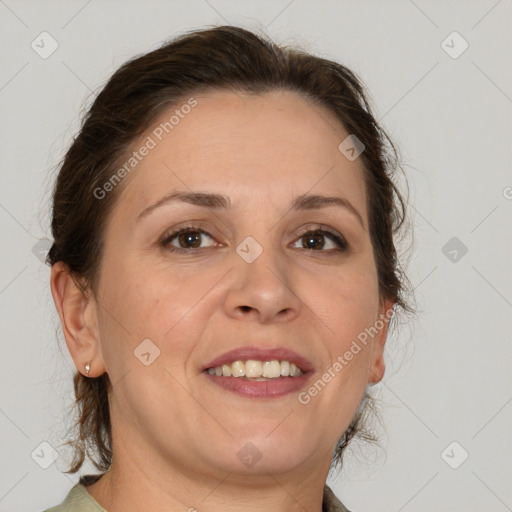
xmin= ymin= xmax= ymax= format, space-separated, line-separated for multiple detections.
xmin=47 ymin=25 xmax=415 ymax=474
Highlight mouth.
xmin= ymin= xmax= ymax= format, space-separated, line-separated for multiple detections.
xmin=204 ymin=359 xmax=306 ymax=379
xmin=201 ymin=346 xmax=314 ymax=399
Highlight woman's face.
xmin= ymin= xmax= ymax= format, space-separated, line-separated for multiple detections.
xmin=91 ymin=89 xmax=392 ymax=480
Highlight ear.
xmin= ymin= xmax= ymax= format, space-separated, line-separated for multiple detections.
xmin=50 ymin=262 xmax=106 ymax=378
xmin=368 ymin=298 xmax=395 ymax=385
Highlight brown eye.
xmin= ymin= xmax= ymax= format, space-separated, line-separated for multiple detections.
xmin=293 ymin=229 xmax=348 ymax=252
xmin=161 ymin=227 xmax=216 ymax=251
xmin=302 ymin=233 xmax=325 ymax=250
xmin=177 ymin=231 xmax=202 ymax=248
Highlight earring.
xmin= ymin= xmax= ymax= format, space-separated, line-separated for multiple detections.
xmin=85 ymin=362 xmax=91 ymax=377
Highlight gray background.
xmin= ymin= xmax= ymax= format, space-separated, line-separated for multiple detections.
xmin=1 ymin=1 xmax=511 ymax=511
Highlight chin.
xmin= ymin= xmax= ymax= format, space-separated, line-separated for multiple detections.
xmin=223 ymin=434 xmax=314 ymax=475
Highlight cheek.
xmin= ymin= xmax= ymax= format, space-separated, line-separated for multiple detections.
xmin=308 ymin=265 xmax=379 ymax=376
xmin=96 ymin=257 xmax=220 ymax=368
xmin=313 ymin=264 xmax=379 ymax=334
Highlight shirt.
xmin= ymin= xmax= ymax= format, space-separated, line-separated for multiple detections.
xmin=43 ymin=475 xmax=352 ymax=512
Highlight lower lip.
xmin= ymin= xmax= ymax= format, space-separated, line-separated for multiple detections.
xmin=203 ymin=371 xmax=312 ymax=398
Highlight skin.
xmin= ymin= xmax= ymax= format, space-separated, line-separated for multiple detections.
xmin=51 ymin=89 xmax=394 ymax=512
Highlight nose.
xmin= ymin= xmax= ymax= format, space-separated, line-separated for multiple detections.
xmin=223 ymin=248 xmax=302 ymax=324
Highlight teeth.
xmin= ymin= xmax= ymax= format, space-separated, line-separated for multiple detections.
xmin=263 ymin=360 xmax=280 ymax=378
xmin=290 ymin=362 xmax=301 ymax=376
xmin=231 ymin=360 xmax=245 ymax=378
xmin=206 ymin=360 xmax=305 ymax=379
xmin=245 ymin=360 xmax=263 ymax=378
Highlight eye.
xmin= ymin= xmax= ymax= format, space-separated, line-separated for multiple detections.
xmin=161 ymin=226 xmax=218 ymax=252
xmin=291 ymin=226 xmax=348 ymax=252
xmin=160 ymin=224 xmax=347 ymax=254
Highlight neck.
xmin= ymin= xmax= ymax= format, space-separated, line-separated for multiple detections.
xmin=86 ymin=433 xmax=331 ymax=512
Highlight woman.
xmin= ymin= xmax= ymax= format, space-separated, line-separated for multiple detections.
xmin=45 ymin=25 xmax=414 ymax=512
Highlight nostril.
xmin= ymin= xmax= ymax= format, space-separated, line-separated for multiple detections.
xmin=240 ymin=306 xmax=252 ymax=312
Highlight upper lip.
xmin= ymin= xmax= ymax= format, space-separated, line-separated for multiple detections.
xmin=202 ymin=346 xmax=315 ymax=373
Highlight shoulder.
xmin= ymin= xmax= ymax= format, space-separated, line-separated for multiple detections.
xmin=45 ymin=478 xmax=346 ymax=512
xmin=323 ymin=484 xmax=353 ymax=512
xmin=43 ymin=476 xmax=107 ymax=512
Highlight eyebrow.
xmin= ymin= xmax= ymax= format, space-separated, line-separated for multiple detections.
xmin=291 ymin=193 xmax=365 ymax=228
xmin=137 ymin=192 xmax=230 ymax=221
xmin=137 ymin=191 xmax=364 ymax=228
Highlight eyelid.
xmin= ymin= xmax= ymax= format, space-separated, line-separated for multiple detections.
xmin=160 ymin=224 xmax=219 ymax=249
xmin=295 ymin=223 xmax=342 ymax=237
xmin=160 ymin=223 xmax=348 ymax=252
xmin=291 ymin=224 xmax=348 ymax=252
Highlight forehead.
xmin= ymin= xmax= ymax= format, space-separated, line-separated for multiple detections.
xmin=115 ymin=89 xmax=367 ymax=218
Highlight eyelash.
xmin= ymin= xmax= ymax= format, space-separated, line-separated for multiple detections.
xmin=160 ymin=224 xmax=348 ymax=254
xmin=295 ymin=225 xmax=348 ymax=252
